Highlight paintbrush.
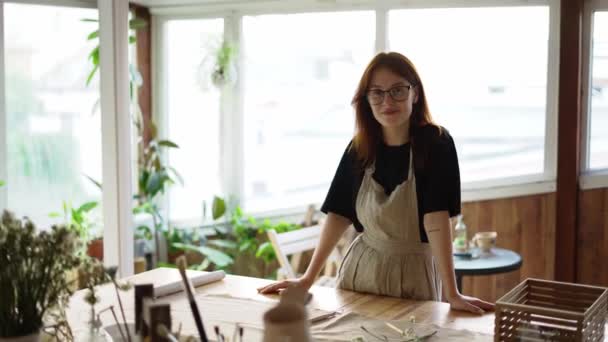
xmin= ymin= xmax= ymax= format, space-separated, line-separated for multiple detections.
xmin=214 ymin=326 xmax=221 ymax=342
xmin=231 ymin=323 xmax=239 ymax=342
xmin=176 ymin=256 xmax=209 ymax=342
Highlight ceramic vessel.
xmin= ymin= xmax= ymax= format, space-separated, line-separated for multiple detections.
xmin=101 ymin=323 xmax=136 ymax=342
xmin=263 ymin=302 xmax=312 ymax=342
xmin=472 ymin=231 xmax=498 ymax=252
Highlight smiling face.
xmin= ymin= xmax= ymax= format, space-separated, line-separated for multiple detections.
xmin=352 ymin=52 xmax=435 ymax=165
xmin=367 ymin=67 xmax=419 ymax=134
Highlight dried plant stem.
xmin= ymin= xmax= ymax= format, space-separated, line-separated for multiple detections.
xmin=360 ymin=326 xmax=389 ymax=341
xmin=98 ymin=306 xmax=127 ymax=342
xmin=112 ymin=279 xmax=133 ymax=342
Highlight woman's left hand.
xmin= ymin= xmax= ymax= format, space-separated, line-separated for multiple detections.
xmin=448 ymin=293 xmax=495 ymax=315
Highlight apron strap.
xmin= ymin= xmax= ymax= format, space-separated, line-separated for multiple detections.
xmin=407 ymin=146 xmax=413 ymax=180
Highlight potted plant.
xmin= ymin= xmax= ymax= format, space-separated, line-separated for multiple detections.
xmin=50 ymin=200 xmax=101 ymax=260
xmin=164 ymin=196 xmax=235 ymax=271
xmin=132 ymin=121 xmax=182 ymax=267
xmin=226 ymin=206 xmax=300 ymax=279
xmin=84 ymin=16 xmax=174 ymax=268
xmin=210 ymin=40 xmax=238 ymax=88
xmin=0 ymin=210 xmax=81 ymax=341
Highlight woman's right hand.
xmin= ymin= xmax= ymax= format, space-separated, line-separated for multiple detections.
xmin=256 ymin=276 xmax=314 ymax=294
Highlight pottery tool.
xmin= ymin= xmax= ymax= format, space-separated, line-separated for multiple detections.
xmin=177 ymin=256 xmax=209 ymax=342
xmin=309 ymin=310 xmax=341 ymax=324
xmin=385 ymin=322 xmax=404 ymax=336
xmin=231 ymin=323 xmax=239 ymax=342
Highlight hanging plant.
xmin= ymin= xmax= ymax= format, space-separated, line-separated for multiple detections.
xmin=210 ymin=40 xmax=238 ymax=88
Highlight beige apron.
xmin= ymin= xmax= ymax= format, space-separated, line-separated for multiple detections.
xmin=336 ymin=148 xmax=442 ymax=301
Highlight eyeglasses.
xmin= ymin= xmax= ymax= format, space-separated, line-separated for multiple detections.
xmin=366 ymin=85 xmax=415 ymax=105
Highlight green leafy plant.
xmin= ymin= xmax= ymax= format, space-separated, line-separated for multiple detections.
xmin=83 ymin=16 xmax=183 ymax=267
xmin=83 ymin=17 xmax=147 ymax=87
xmin=132 ymin=123 xmax=182 ymax=265
xmin=82 ymin=123 xmax=182 ymax=266
xmin=50 ymin=200 xmax=99 ymax=256
xmin=0 ymin=210 xmax=82 ymax=337
xmin=172 ymin=238 xmax=235 ymax=271
xmin=211 ymin=40 xmax=238 ymax=88
xmin=168 ymin=196 xmax=235 ymax=271
xmin=0 ymin=180 xmax=5 ymax=187
xmin=226 ymin=206 xmax=300 ymax=278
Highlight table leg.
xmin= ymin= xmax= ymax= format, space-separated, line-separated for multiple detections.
xmin=456 ymin=274 xmax=463 ymax=293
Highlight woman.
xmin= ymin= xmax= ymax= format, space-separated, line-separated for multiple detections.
xmin=257 ymin=52 xmax=494 ymax=314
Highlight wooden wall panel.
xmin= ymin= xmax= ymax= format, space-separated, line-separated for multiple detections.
xmin=460 ymin=193 xmax=556 ymax=302
xmin=577 ymin=188 xmax=608 ymax=287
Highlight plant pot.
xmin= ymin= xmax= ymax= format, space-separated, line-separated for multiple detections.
xmin=134 ymin=257 xmax=147 ymax=274
xmin=211 ymin=63 xmax=237 ymax=88
xmin=87 ymin=238 xmax=104 ymax=261
xmin=167 ymin=250 xmax=185 ymax=264
xmin=0 ymin=332 xmax=40 ymax=342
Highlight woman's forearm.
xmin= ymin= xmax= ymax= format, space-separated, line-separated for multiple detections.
xmin=423 ymin=211 xmax=459 ymax=300
xmin=302 ymin=213 xmax=351 ymax=282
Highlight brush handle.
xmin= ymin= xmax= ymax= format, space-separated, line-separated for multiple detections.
xmin=176 ymin=261 xmax=209 ymax=342
xmin=189 ymin=299 xmax=209 ymax=342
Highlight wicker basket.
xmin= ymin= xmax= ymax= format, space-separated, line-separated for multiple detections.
xmin=495 ymin=278 xmax=608 ymax=341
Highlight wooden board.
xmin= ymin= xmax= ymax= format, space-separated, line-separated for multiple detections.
xmin=460 ymin=193 xmax=556 ymax=302
xmin=577 ymin=188 xmax=608 ymax=287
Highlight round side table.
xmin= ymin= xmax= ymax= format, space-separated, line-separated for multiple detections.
xmin=453 ymin=247 xmax=523 ymax=293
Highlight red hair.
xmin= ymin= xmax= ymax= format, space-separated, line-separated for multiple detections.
xmin=350 ymin=52 xmax=441 ymax=168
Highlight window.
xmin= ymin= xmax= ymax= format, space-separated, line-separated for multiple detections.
xmin=242 ymin=11 xmax=375 ymax=212
xmin=389 ymin=7 xmax=550 ymax=184
xmin=4 ymin=3 xmax=101 ymax=227
xmin=157 ymin=3 xmax=560 ymax=219
xmin=165 ymin=19 xmax=224 ymax=223
xmin=589 ymin=11 xmax=608 ymax=170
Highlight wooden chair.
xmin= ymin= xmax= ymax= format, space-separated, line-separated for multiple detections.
xmin=266 ymin=224 xmax=343 ymax=287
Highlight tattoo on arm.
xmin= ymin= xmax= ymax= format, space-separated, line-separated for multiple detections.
xmin=426 ymin=228 xmax=441 ymax=233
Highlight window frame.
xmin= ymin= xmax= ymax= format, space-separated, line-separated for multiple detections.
xmin=0 ymin=2 xmax=6 ymax=212
xmin=4 ymin=0 xmax=96 ymax=8
xmin=152 ymin=0 xmax=560 ymax=227
xmin=580 ymin=0 xmax=608 ymax=190
xmin=0 ymin=0 xmax=135 ymax=276
xmin=153 ymin=13 xmax=238 ymax=228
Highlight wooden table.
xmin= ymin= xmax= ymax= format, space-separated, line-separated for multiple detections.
xmin=64 ymin=268 xmax=500 ymax=340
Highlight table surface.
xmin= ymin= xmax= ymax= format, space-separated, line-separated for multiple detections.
xmin=453 ymin=247 xmax=523 ymax=276
xmin=66 ymin=267 xmax=606 ymax=341
xmin=67 ymin=268 xmax=497 ymax=338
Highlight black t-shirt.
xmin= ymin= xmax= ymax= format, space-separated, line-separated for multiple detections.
xmin=320 ymin=126 xmax=461 ymax=243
